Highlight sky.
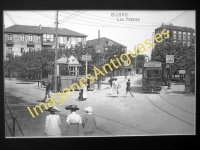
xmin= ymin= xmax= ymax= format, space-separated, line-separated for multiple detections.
xmin=3 ymin=10 xmax=195 ymax=57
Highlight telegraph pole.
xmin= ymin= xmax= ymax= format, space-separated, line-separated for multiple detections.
xmin=97 ymin=30 xmax=101 ymax=90
xmin=54 ymin=10 xmax=58 ymax=92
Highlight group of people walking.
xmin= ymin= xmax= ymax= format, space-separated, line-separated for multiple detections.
xmin=108 ymin=76 xmax=134 ymax=97
xmin=44 ymin=105 xmax=96 ymax=136
xmin=43 ymin=76 xmax=133 ymax=137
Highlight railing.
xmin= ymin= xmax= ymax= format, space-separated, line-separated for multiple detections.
xmin=5 ymin=100 xmax=24 ymax=137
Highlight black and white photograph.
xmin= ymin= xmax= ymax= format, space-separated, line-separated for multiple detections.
xmin=3 ymin=10 xmax=195 ymax=138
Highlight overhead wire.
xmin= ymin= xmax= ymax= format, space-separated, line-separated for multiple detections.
xmin=164 ymin=11 xmax=189 ymax=25
xmin=32 ymin=11 xmax=55 ymax=20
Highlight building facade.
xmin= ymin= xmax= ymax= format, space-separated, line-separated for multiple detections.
xmin=155 ymin=24 xmax=195 ymax=46
xmin=86 ymin=37 xmax=127 ymax=51
xmin=4 ymin=24 xmax=87 ymax=59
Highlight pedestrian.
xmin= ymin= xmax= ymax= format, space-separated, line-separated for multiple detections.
xmin=108 ymin=75 xmax=113 ymax=88
xmin=112 ymin=78 xmax=119 ymax=97
xmin=82 ymin=106 xmax=97 ymax=136
xmin=42 ymin=81 xmax=51 ymax=102
xmin=44 ymin=107 xmax=62 ymax=137
xmin=78 ymin=82 xmax=87 ymax=101
xmin=65 ymin=105 xmax=82 ymax=136
xmin=124 ymin=79 xmax=134 ymax=97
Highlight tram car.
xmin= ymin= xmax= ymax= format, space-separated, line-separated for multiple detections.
xmin=142 ymin=61 xmax=162 ymax=93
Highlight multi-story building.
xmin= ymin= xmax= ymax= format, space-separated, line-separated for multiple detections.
xmin=154 ymin=24 xmax=195 ymax=46
xmin=87 ymin=37 xmax=130 ymax=76
xmin=4 ymin=24 xmax=87 ymax=59
xmin=86 ymin=37 xmax=127 ymax=50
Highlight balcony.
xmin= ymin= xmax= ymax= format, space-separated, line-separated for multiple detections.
xmin=6 ymin=40 xmax=14 ymax=45
xmin=27 ymin=41 xmax=35 ymax=46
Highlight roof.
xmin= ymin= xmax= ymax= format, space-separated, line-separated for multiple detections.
xmin=57 ymin=56 xmax=68 ymax=64
xmin=143 ymin=61 xmax=161 ymax=67
xmin=138 ymin=54 xmax=149 ymax=57
xmin=86 ymin=37 xmax=127 ymax=48
xmin=155 ymin=25 xmax=195 ymax=32
xmin=4 ymin=25 xmax=87 ymax=37
xmin=67 ymin=55 xmax=80 ymax=65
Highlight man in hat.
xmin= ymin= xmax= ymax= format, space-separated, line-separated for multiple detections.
xmin=44 ymin=107 xmax=61 ymax=136
xmin=65 ymin=105 xmax=82 ymax=136
xmin=124 ymin=79 xmax=134 ymax=97
xmin=82 ymin=106 xmax=97 ymax=136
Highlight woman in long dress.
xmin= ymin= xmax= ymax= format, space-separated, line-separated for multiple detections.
xmin=78 ymin=82 xmax=87 ymax=101
xmin=82 ymin=106 xmax=97 ymax=136
xmin=112 ymin=78 xmax=119 ymax=97
xmin=65 ymin=105 xmax=82 ymax=136
xmin=44 ymin=107 xmax=61 ymax=136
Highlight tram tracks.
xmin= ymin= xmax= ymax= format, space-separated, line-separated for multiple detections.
xmin=145 ymin=94 xmax=195 ymax=127
xmin=158 ymin=94 xmax=195 ymax=115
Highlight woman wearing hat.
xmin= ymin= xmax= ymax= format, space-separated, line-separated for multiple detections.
xmin=65 ymin=105 xmax=82 ymax=136
xmin=82 ymin=106 xmax=97 ymax=136
xmin=112 ymin=78 xmax=119 ymax=97
xmin=44 ymin=107 xmax=61 ymax=136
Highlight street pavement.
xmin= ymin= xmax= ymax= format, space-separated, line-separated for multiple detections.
xmin=5 ymin=74 xmax=195 ymax=137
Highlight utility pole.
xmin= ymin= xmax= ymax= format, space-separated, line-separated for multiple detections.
xmin=54 ymin=10 xmax=58 ymax=93
xmin=97 ymin=30 xmax=101 ymax=90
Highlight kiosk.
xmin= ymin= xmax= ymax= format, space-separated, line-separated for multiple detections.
xmin=50 ymin=55 xmax=94 ymax=91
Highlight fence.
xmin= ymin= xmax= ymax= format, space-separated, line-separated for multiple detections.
xmin=5 ymin=100 xmax=24 ymax=137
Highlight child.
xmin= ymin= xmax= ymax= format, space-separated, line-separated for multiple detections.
xmin=82 ymin=106 xmax=97 ymax=136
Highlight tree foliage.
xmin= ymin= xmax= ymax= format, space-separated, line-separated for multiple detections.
xmin=152 ymin=41 xmax=195 ymax=72
xmin=4 ymin=43 xmax=127 ymax=77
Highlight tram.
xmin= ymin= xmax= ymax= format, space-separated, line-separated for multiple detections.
xmin=142 ymin=61 xmax=162 ymax=93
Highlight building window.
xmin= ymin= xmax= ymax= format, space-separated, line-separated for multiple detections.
xmin=187 ymin=32 xmax=190 ymax=41
xmin=188 ymin=42 xmax=190 ymax=46
xmin=29 ymin=48 xmax=32 ymax=52
xmin=193 ymin=33 xmax=195 ymax=43
xmin=173 ymin=40 xmax=176 ymax=45
xmin=43 ymin=34 xmax=54 ymax=42
xmin=60 ymin=36 xmax=64 ymax=43
xmin=7 ymin=33 xmax=13 ymax=40
xmin=28 ymin=34 xmax=33 ymax=42
xmin=183 ymin=32 xmax=186 ymax=40
xmin=7 ymin=48 xmax=12 ymax=54
xmin=21 ymin=48 xmax=25 ymax=54
xmin=37 ymin=35 xmax=41 ymax=42
xmin=173 ymin=31 xmax=176 ymax=39
xmin=178 ymin=31 xmax=182 ymax=40
xmin=183 ymin=41 xmax=186 ymax=46
xmin=20 ymin=34 xmax=25 ymax=41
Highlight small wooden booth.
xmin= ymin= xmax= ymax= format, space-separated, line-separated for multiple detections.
xmin=50 ymin=55 xmax=95 ymax=92
xmin=185 ymin=63 xmax=195 ymax=94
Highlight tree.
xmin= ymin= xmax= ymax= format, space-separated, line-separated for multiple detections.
xmin=152 ymin=41 xmax=195 ymax=73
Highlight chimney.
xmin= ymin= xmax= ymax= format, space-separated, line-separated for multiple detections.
xmin=39 ymin=24 xmax=41 ymax=29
